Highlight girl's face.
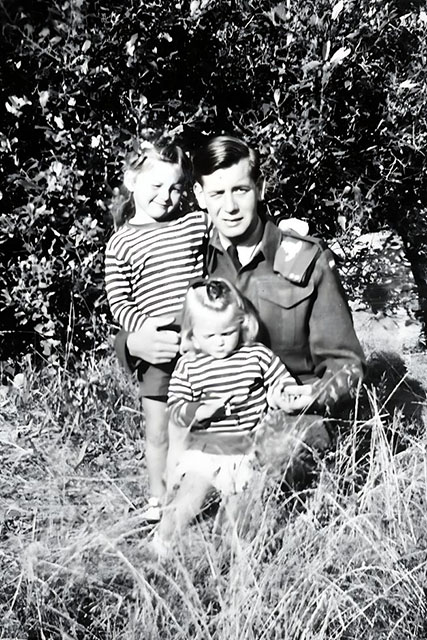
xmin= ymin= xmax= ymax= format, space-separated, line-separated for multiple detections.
xmin=192 ymin=305 xmax=241 ymax=359
xmin=127 ymin=159 xmax=184 ymax=224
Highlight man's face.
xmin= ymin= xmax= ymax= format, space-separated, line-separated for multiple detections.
xmin=194 ymin=158 xmax=260 ymax=244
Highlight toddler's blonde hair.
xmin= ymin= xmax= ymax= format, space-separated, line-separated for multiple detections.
xmin=180 ymin=277 xmax=259 ymax=354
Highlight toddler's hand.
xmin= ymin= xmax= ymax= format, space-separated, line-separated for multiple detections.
xmin=275 ymin=384 xmax=315 ymax=414
xmin=195 ymin=393 xmax=233 ymax=422
xmin=194 ymin=389 xmax=249 ymax=422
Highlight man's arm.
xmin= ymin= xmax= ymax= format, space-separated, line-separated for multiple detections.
xmin=308 ymin=247 xmax=366 ymax=414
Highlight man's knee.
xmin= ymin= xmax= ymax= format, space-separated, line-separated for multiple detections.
xmin=254 ymin=412 xmax=332 ymax=483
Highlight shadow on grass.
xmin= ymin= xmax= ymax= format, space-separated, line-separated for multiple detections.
xmin=332 ymin=350 xmax=426 ymax=496
xmin=262 ymin=350 xmax=426 ymax=503
xmin=361 ymin=349 xmax=426 ymax=439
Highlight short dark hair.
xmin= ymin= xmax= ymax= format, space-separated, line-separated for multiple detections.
xmin=192 ymin=135 xmax=260 ymax=184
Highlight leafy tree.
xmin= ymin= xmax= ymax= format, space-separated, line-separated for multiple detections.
xmin=1 ymin=0 xmax=426 ymax=362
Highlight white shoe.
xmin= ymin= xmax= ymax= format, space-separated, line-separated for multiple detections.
xmin=140 ymin=497 xmax=161 ymax=523
xmin=150 ymin=531 xmax=172 ymax=558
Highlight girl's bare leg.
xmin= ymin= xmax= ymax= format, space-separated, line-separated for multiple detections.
xmin=142 ymin=397 xmax=169 ymax=500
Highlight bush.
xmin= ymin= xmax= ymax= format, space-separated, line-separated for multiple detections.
xmin=1 ymin=0 xmax=426 ymax=361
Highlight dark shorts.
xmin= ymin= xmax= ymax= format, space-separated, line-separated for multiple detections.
xmin=137 ymin=358 xmax=178 ymax=399
xmin=113 ymin=328 xmax=179 ymax=400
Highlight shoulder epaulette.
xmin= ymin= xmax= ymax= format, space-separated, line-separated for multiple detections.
xmin=273 ymin=231 xmax=323 ymax=285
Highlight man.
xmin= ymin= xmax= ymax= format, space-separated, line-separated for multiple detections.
xmin=116 ymin=135 xmax=365 ymax=483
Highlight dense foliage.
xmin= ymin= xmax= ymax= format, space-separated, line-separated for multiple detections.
xmin=1 ymin=0 xmax=426 ymax=361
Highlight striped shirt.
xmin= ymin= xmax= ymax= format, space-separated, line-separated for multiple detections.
xmin=168 ymin=343 xmax=294 ymax=454
xmin=105 ymin=211 xmax=209 ymax=331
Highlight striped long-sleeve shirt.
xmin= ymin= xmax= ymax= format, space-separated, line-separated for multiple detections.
xmin=105 ymin=211 xmax=209 ymax=331
xmin=168 ymin=343 xmax=294 ymax=455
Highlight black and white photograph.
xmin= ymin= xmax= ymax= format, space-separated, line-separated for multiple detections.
xmin=1 ymin=0 xmax=426 ymax=637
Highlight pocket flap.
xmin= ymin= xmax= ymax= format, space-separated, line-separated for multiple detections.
xmin=257 ymin=279 xmax=314 ymax=309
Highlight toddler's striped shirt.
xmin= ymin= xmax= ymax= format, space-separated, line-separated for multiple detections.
xmin=168 ymin=343 xmax=294 ymax=454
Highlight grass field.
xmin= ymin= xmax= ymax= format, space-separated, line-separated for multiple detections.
xmin=1 ymin=347 xmax=426 ymax=639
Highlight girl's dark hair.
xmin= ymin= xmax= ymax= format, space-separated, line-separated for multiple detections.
xmin=111 ymin=142 xmax=192 ymax=228
xmin=192 ymin=135 xmax=260 ymax=184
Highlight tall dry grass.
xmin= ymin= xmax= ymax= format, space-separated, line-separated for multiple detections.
xmin=1 ymin=354 xmax=426 ymax=639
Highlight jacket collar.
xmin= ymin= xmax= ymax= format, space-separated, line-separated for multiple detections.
xmin=210 ymin=217 xmax=280 ymax=263
xmin=260 ymin=218 xmax=281 ymax=266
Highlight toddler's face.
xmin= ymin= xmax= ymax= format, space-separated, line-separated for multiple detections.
xmin=129 ymin=159 xmax=184 ymax=223
xmin=192 ymin=306 xmax=240 ymax=359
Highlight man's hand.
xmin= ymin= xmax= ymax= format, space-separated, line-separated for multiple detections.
xmin=126 ymin=316 xmax=180 ymax=364
xmin=276 ymin=384 xmax=316 ymax=414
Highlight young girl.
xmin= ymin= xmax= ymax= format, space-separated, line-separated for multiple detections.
xmin=154 ymin=277 xmax=296 ymax=552
xmin=105 ymin=142 xmax=209 ymax=521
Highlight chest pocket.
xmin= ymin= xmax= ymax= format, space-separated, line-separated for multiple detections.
xmin=256 ymin=277 xmax=314 ymax=349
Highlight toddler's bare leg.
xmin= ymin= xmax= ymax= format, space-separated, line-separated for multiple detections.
xmin=213 ymin=493 xmax=247 ymax=539
xmin=142 ymin=398 xmax=169 ymax=500
xmin=157 ymin=471 xmax=212 ymax=544
xmin=166 ymin=419 xmax=189 ymax=493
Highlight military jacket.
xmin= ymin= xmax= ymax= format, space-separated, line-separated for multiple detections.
xmin=207 ymin=220 xmax=365 ymax=414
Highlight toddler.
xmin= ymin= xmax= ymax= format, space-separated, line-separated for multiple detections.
xmin=105 ymin=142 xmax=209 ymax=521
xmin=154 ymin=276 xmax=296 ymax=551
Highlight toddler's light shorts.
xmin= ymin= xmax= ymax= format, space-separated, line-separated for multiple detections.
xmin=171 ymin=448 xmax=255 ymax=495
